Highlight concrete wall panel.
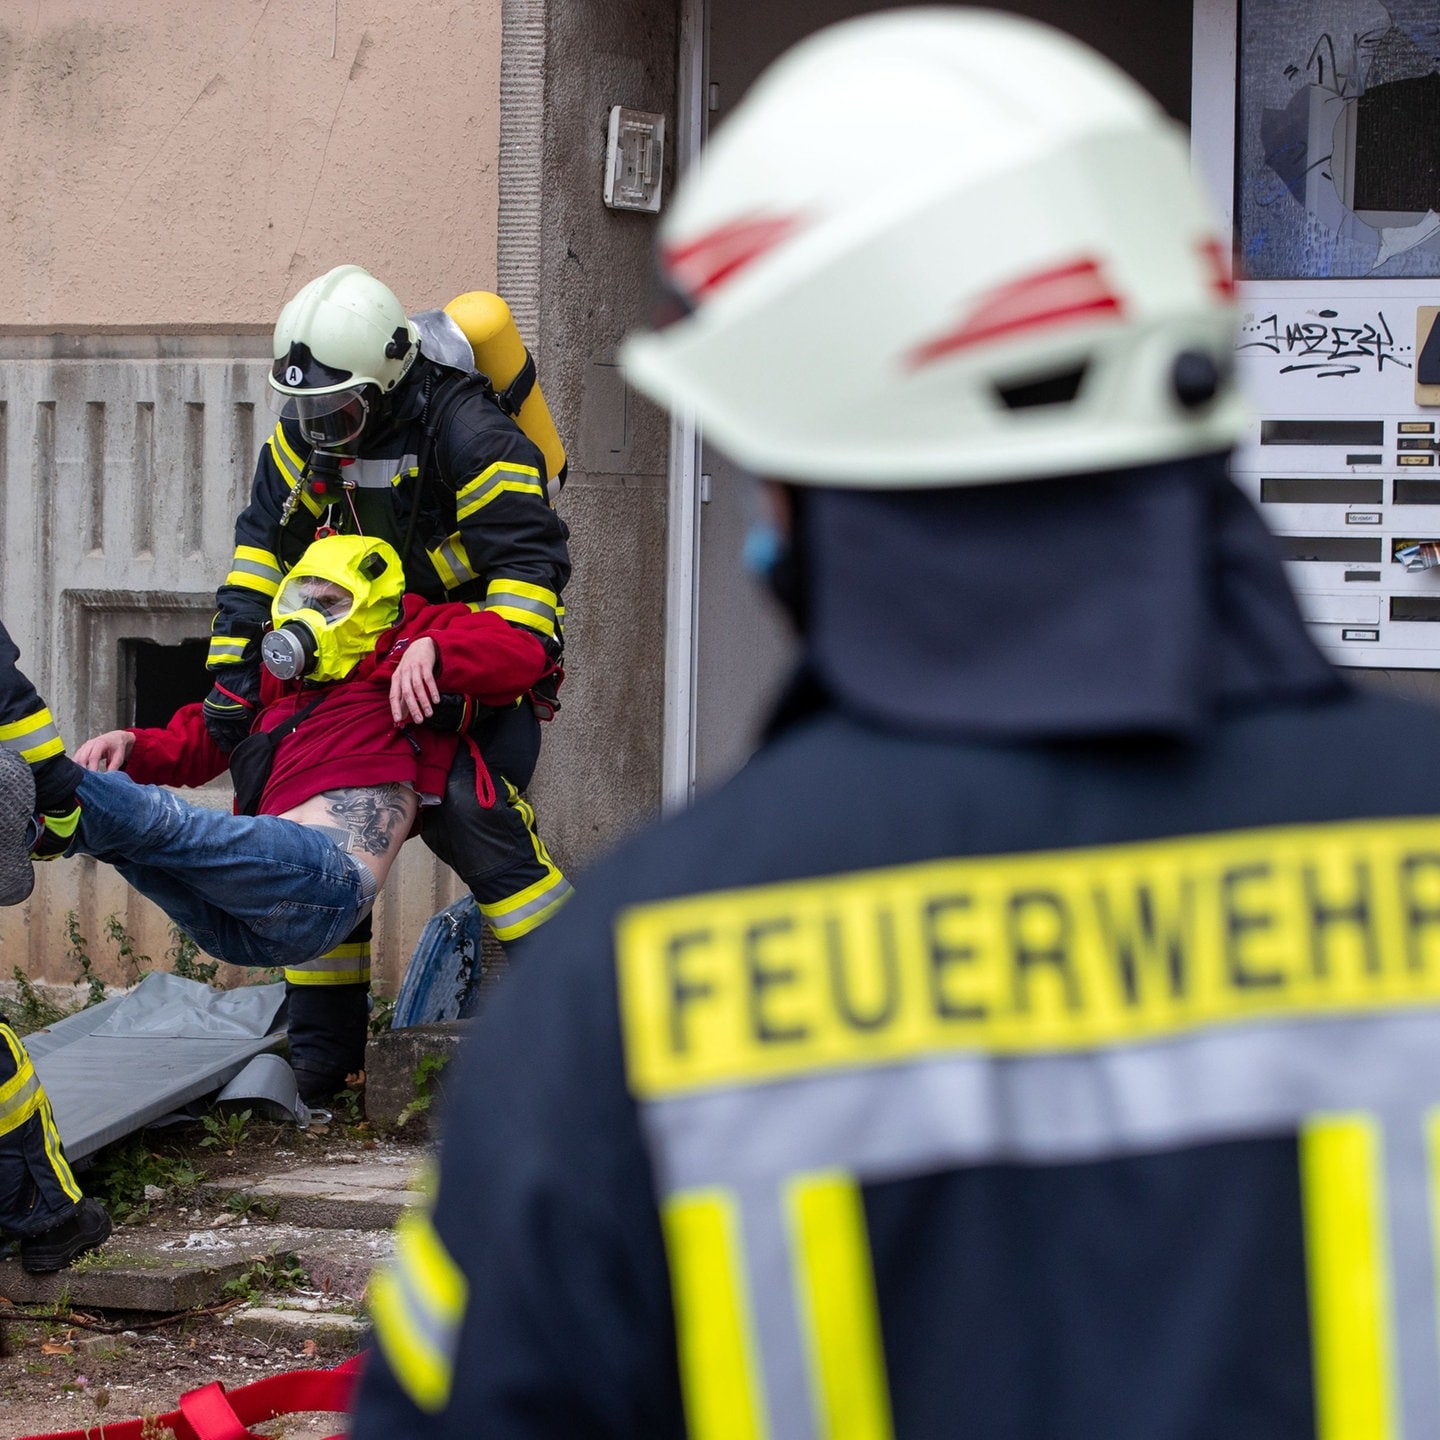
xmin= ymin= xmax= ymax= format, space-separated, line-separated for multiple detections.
xmin=524 ymin=0 xmax=677 ymax=869
xmin=0 ymin=338 xmax=467 ymax=987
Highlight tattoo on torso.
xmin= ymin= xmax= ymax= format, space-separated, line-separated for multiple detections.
xmin=319 ymin=785 xmax=413 ymax=857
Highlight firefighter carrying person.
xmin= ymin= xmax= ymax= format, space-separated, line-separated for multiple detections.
xmin=353 ymin=11 xmax=1440 ymax=1439
xmin=203 ymin=266 xmax=573 ymax=1103
xmin=1 ymin=534 xmax=552 ymax=979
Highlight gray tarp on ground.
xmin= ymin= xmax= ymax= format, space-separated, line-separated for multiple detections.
xmin=21 ymin=972 xmax=287 ymax=1163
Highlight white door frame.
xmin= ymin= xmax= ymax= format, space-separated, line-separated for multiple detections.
xmin=661 ymin=0 xmax=709 ymax=814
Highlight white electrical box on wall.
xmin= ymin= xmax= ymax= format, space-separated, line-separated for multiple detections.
xmin=1194 ymin=0 xmax=1440 ymax=668
xmin=604 ymin=106 xmax=665 ymax=214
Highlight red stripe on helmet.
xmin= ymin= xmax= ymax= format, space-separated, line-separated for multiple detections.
xmin=905 ymin=258 xmax=1123 ymax=371
xmin=1197 ymin=236 xmax=1237 ymax=299
xmin=663 ymin=215 xmax=804 ymax=300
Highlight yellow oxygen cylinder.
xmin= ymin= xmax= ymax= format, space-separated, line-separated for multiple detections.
xmin=444 ymin=291 xmax=568 ymax=501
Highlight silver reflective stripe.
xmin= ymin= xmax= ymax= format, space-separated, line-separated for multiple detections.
xmin=391 ymin=1237 xmax=461 ymax=1366
xmin=347 ymin=454 xmax=418 ymax=490
xmin=230 ymin=555 xmax=282 ymax=584
xmin=0 ymin=1066 xmax=40 ymax=1136
xmin=0 ymin=722 xmax=60 ymax=756
xmin=485 ymin=877 xmax=573 ymax=934
xmin=484 ymin=588 xmax=556 ymax=625
xmin=733 ymin=1177 xmax=822 ymax=1440
xmin=434 ymin=537 xmax=477 ymax=585
xmin=1384 ymin=1110 xmax=1440 ymax=1437
xmin=642 ymin=1013 xmax=1440 ymax=1189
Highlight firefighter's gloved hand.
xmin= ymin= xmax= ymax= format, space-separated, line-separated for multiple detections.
xmin=202 ymin=668 xmax=262 ymax=752
xmin=419 ymin=693 xmax=486 ymax=734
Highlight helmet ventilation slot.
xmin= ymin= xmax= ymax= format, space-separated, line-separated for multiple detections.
xmin=994 ymin=364 xmax=1088 ymax=411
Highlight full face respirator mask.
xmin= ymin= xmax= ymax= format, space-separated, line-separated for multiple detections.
xmin=261 ymin=535 xmax=405 ymax=683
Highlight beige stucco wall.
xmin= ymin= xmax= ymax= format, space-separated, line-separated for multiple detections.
xmin=0 ymin=0 xmax=502 ymax=328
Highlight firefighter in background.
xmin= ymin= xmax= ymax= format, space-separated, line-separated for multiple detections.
xmin=0 ymin=629 xmax=110 ymax=1274
xmin=355 ymin=12 xmax=1440 ymax=1439
xmin=203 ymin=266 xmax=573 ymax=1104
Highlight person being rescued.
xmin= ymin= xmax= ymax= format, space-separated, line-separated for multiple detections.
xmin=0 ymin=533 xmax=554 ymax=973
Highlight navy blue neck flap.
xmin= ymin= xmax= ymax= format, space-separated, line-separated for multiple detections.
xmin=801 ymin=453 xmax=1342 ymax=741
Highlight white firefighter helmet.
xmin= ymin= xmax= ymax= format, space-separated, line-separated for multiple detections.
xmin=268 ymin=265 xmax=421 ymax=449
xmin=620 ymin=9 xmax=1246 ymax=487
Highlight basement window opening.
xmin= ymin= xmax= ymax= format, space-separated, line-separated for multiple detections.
xmin=122 ymin=638 xmax=212 ymax=730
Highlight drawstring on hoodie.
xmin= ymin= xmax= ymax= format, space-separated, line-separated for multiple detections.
xmin=462 ymin=732 xmax=496 ymax=808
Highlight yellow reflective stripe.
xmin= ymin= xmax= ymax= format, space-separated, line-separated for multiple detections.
xmin=0 ymin=708 xmax=65 ymax=764
xmin=483 ymin=577 xmax=559 ymax=639
xmin=455 ymin=461 xmax=544 ymax=521
xmin=224 ymin=545 xmax=283 ymax=597
xmin=664 ymin=1189 xmax=768 ymax=1440
xmin=369 ymin=1206 xmax=468 ymax=1413
xmin=0 ymin=1030 xmax=43 ymax=1139
xmin=485 ymin=604 xmax=556 ymax=639
xmin=617 ymin=814 xmax=1440 ymax=1099
xmin=38 ymin=1091 xmax=81 ymax=1201
xmin=207 ymin=637 xmax=251 ymax=667
xmin=787 ymin=1172 xmax=894 ymax=1440
xmin=285 ymin=940 xmax=371 ymax=987
xmin=271 ymin=423 xmax=305 ymax=482
xmin=1301 ymin=1112 xmax=1397 ymax=1440
xmin=268 ymin=426 xmax=322 ymax=515
xmin=480 ymin=871 xmax=574 ymax=941
xmin=478 ymin=785 xmax=573 ymax=940
xmin=428 ymin=534 xmax=478 ymax=590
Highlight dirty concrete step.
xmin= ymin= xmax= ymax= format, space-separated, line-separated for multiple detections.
xmin=230 ymin=1303 xmax=368 ymax=1352
xmin=196 ymin=1157 xmax=421 ymax=1231
xmin=0 ymin=1221 xmax=396 ymax=1313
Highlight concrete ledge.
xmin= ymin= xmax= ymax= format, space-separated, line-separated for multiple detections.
xmin=231 ymin=1304 xmax=367 ymax=1352
xmin=0 ymin=1225 xmax=308 ymax=1312
xmin=364 ymin=1022 xmax=469 ymax=1133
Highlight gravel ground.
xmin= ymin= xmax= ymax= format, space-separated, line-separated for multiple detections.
xmin=2 ymin=1311 xmax=353 ymax=1438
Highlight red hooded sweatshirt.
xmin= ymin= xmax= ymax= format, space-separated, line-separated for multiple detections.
xmin=124 ymin=595 xmax=551 ymax=814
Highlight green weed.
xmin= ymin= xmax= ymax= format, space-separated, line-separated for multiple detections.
xmin=368 ymin=994 xmax=397 ymax=1036
xmin=166 ymin=926 xmax=218 ymax=984
xmin=88 ymin=1137 xmax=202 ymax=1222
xmin=102 ymin=915 xmax=152 ymax=986
xmin=397 ymin=1052 xmax=451 ymax=1129
xmin=225 ymin=1190 xmax=281 ymax=1222
xmin=63 ymin=910 xmax=110 ymax=1008
xmin=200 ymin=1108 xmax=253 ymax=1154
xmin=7 ymin=965 xmax=67 ymax=1031
xmin=221 ymin=1252 xmax=307 ymax=1303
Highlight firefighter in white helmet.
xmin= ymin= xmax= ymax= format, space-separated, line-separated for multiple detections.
xmin=355 ymin=12 xmax=1440 ymax=1438
xmin=201 ymin=265 xmax=573 ymax=1105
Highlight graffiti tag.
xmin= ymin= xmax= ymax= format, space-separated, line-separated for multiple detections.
xmin=1236 ymin=309 xmax=1412 ymax=378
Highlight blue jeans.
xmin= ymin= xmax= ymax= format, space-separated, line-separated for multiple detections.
xmin=72 ymin=771 xmax=373 ymax=969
